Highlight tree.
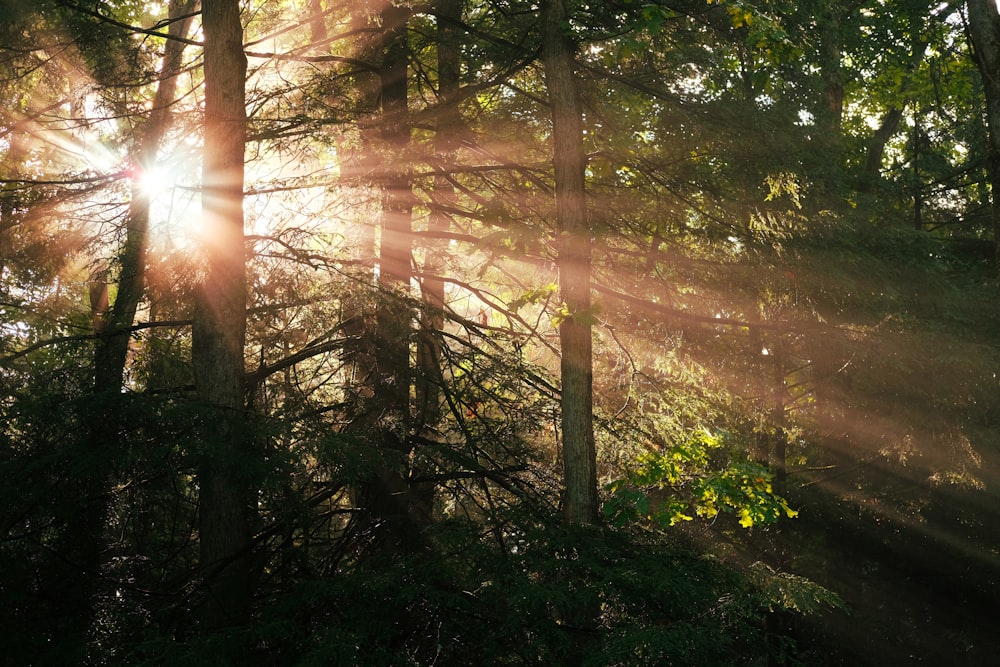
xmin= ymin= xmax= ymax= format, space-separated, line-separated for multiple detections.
xmin=352 ymin=0 xmax=421 ymax=556
xmin=194 ymin=0 xmax=253 ymax=630
xmin=93 ymin=0 xmax=197 ymax=392
xmin=415 ymin=0 xmax=462 ymax=436
xmin=967 ymin=0 xmax=1000 ymax=259
xmin=542 ymin=0 xmax=598 ymax=525
xmin=80 ymin=0 xmax=198 ymax=649
xmin=7 ymin=0 xmax=1000 ymax=663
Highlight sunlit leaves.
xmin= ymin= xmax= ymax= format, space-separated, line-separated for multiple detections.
xmin=508 ymin=282 xmax=558 ymax=311
xmin=551 ymin=300 xmax=602 ymax=327
xmin=603 ymin=429 xmax=797 ymax=529
xmin=763 ymin=171 xmax=802 ymax=209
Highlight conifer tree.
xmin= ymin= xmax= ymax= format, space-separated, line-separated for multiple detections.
xmin=194 ymin=0 xmax=253 ymax=629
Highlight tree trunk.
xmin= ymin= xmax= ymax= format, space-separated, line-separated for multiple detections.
xmin=0 ymin=121 xmax=24 ymax=281
xmin=770 ymin=343 xmax=788 ymax=484
xmin=94 ymin=0 xmax=197 ymax=389
xmin=308 ymin=0 xmax=326 ymax=47
xmin=818 ymin=2 xmax=845 ymax=132
xmin=912 ymin=116 xmax=925 ymax=230
xmin=966 ymin=0 xmax=1000 ymax=263
xmin=362 ymin=0 xmax=418 ymax=556
xmin=861 ymin=106 xmax=903 ymax=190
xmin=416 ymin=0 xmax=461 ymax=430
xmin=336 ymin=1 xmax=379 ymax=389
xmin=542 ymin=0 xmax=598 ymax=525
xmin=861 ymin=8 xmax=930 ymax=195
xmin=411 ymin=0 xmax=463 ymax=524
xmin=194 ymin=0 xmax=252 ymax=630
xmin=47 ymin=3 xmax=198 ymax=657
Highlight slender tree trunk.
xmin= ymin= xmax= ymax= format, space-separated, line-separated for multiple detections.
xmin=362 ymin=1 xmax=418 ymax=556
xmin=377 ymin=3 xmax=412 ymax=290
xmin=818 ymin=2 xmax=845 ymax=132
xmin=912 ymin=116 xmax=924 ymax=230
xmin=45 ymin=4 xmax=198 ymax=657
xmin=416 ymin=0 xmax=461 ymax=429
xmin=194 ymin=0 xmax=252 ymax=630
xmin=336 ymin=1 xmax=379 ymax=388
xmin=770 ymin=344 xmax=788 ymax=484
xmin=542 ymin=0 xmax=598 ymax=525
xmin=308 ymin=0 xmax=326 ymax=47
xmin=0 ymin=122 xmax=23 ymax=280
xmin=812 ymin=0 xmax=852 ymax=196
xmin=541 ymin=9 xmax=601 ymax=656
xmin=94 ymin=0 xmax=198 ymax=388
xmin=861 ymin=10 xmax=929 ymax=195
xmin=410 ymin=0 xmax=463 ymax=523
xmin=966 ymin=0 xmax=1000 ymax=263
xmin=333 ymin=4 xmax=384 ymax=552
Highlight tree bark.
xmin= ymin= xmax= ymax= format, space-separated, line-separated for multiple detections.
xmin=542 ymin=0 xmax=598 ymax=525
xmin=966 ymin=0 xmax=1000 ymax=263
xmin=861 ymin=106 xmax=903 ymax=190
xmin=362 ymin=0 xmax=418 ymax=556
xmin=93 ymin=0 xmax=198 ymax=389
xmin=48 ymin=3 xmax=198 ymax=656
xmin=818 ymin=2 xmax=845 ymax=132
xmin=194 ymin=0 xmax=252 ymax=630
xmin=411 ymin=0 xmax=463 ymax=524
xmin=416 ymin=0 xmax=461 ymax=430
xmin=416 ymin=0 xmax=462 ymax=418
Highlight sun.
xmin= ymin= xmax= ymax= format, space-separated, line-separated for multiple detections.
xmin=134 ymin=163 xmax=177 ymax=198
xmin=129 ymin=154 xmax=203 ymax=249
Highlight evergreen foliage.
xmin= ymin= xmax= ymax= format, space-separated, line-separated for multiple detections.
xmin=2 ymin=0 xmax=999 ymax=664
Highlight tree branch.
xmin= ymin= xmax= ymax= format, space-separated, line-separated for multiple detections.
xmin=1 ymin=320 xmax=191 ymax=366
xmin=55 ymin=1 xmax=203 ymax=46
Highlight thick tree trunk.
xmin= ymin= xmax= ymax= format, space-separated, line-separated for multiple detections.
xmin=966 ymin=0 xmax=1000 ymax=263
xmin=542 ymin=0 xmax=598 ymax=525
xmin=861 ymin=107 xmax=903 ymax=190
xmin=194 ymin=0 xmax=252 ymax=629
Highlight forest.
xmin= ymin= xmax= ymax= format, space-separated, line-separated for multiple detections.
xmin=2 ymin=0 xmax=1000 ymax=664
